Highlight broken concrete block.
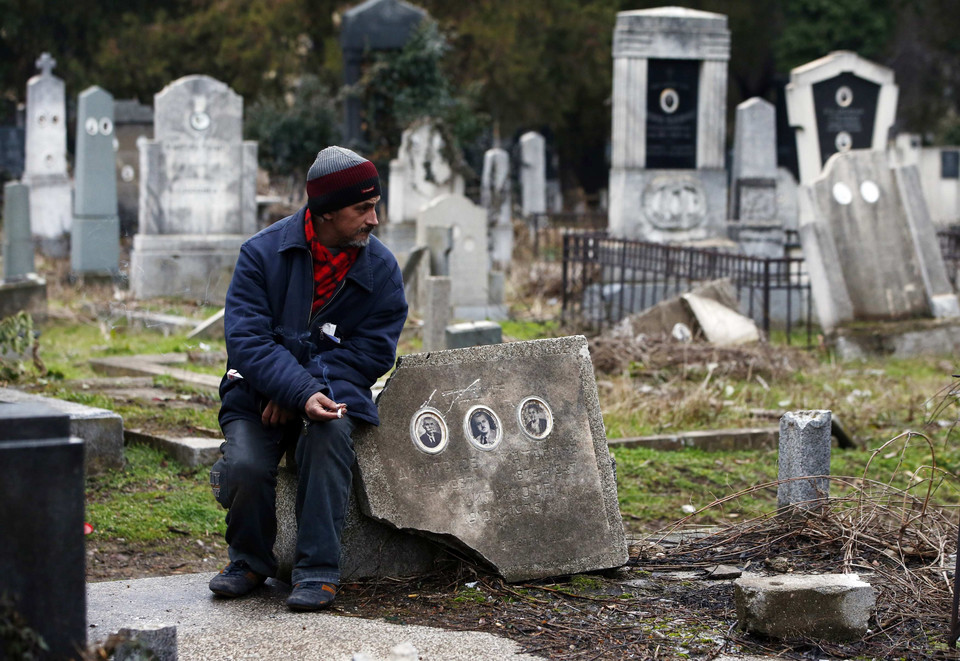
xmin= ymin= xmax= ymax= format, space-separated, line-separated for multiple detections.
xmin=735 ymin=573 xmax=875 ymax=641
xmin=352 ymin=336 xmax=627 ymax=582
xmin=681 ymin=293 xmax=760 ymax=345
xmin=110 ymin=625 xmax=177 ymax=661
xmin=0 ymin=387 xmax=123 ymax=474
xmin=273 ymin=462 xmax=444 ymax=584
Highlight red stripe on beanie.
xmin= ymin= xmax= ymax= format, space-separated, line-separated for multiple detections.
xmin=306 ymin=161 xmax=378 ymax=199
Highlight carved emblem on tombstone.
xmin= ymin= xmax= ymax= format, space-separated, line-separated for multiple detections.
xmin=642 ymin=175 xmax=707 ymax=231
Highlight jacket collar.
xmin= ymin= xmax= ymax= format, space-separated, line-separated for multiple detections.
xmin=278 ymin=205 xmax=376 ymax=294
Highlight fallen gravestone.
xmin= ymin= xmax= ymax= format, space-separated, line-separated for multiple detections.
xmin=353 ymin=336 xmax=628 ymax=582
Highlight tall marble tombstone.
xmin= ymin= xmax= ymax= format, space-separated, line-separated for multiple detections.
xmin=519 ymin=131 xmax=546 ymax=218
xmin=72 ymin=86 xmax=119 ymax=275
xmin=481 ymin=147 xmax=512 ymax=268
xmin=340 ymin=0 xmax=427 ymax=149
xmin=786 ymin=51 xmax=899 ymax=185
xmin=23 ymin=53 xmax=72 ymax=255
xmin=731 ymin=98 xmax=778 ymax=221
xmin=388 ymin=120 xmax=465 ymax=224
xmin=798 ymin=149 xmax=959 ymax=332
xmin=608 ymin=7 xmax=730 ymax=243
xmin=131 ymin=75 xmax=257 ymax=303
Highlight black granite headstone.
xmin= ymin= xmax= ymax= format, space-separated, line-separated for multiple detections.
xmin=0 ymin=402 xmax=86 ymax=660
xmin=942 ymin=150 xmax=959 ymax=180
xmin=645 ymin=58 xmax=699 ymax=170
xmin=812 ymin=71 xmax=881 ymax=167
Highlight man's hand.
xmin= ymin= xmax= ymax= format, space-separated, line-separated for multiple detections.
xmin=261 ymin=400 xmax=296 ymax=427
xmin=304 ymin=391 xmax=347 ymax=422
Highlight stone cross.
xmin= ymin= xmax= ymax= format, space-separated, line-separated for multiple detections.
xmin=35 ymin=52 xmax=56 ymax=76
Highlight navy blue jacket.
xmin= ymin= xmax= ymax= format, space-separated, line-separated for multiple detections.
xmin=218 ymin=206 xmax=407 ymax=427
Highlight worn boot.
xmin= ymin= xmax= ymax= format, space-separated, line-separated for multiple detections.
xmin=286 ymin=581 xmax=337 ymax=611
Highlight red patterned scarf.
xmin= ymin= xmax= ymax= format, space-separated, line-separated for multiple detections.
xmin=304 ymin=210 xmax=359 ymax=314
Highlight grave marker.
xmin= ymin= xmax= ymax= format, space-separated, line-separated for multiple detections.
xmin=608 ymin=7 xmax=730 ymax=242
xmin=23 ymin=52 xmax=72 ymax=254
xmin=519 ymin=132 xmax=546 ymax=218
xmin=131 ymin=75 xmax=257 ymax=303
xmin=786 ymin=51 xmax=898 ymax=185
xmin=353 ymin=336 xmax=628 ymax=582
xmin=72 ymin=86 xmax=119 ymax=275
xmin=481 ymin=147 xmax=512 ymax=268
xmin=388 ymin=120 xmax=465 ymax=224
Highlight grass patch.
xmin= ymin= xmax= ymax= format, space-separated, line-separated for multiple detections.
xmin=85 ymin=444 xmax=225 ymax=542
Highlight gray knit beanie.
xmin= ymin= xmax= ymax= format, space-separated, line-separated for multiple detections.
xmin=305 ymin=146 xmax=380 ymax=217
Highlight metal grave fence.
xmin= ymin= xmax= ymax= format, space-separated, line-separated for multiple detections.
xmin=560 ymin=232 xmax=812 ymax=345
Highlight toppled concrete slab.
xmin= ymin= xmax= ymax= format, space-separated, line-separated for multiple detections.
xmin=735 ymin=573 xmax=875 ymax=641
xmin=0 ymin=387 xmax=123 ymax=474
xmin=608 ymin=427 xmax=778 ymax=452
xmin=682 ymin=293 xmax=760 ymax=345
xmin=353 ymin=336 xmax=627 ymax=582
xmin=87 ymin=573 xmax=539 ymax=660
xmin=186 ymin=308 xmax=225 ymax=339
xmin=90 ymin=354 xmax=220 ymax=391
xmin=125 ymin=429 xmax=222 ymax=468
xmin=118 ymin=310 xmax=196 ymax=336
xmin=610 ymin=278 xmax=751 ymax=343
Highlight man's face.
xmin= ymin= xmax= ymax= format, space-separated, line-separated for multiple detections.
xmin=523 ymin=405 xmax=539 ymax=424
xmin=322 ymin=196 xmax=380 ymax=248
xmin=475 ymin=414 xmax=490 ymax=434
xmin=423 ymin=418 xmax=439 ymax=434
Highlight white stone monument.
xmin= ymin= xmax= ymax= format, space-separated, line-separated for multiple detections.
xmin=23 ymin=53 xmax=72 ymax=255
xmin=786 ymin=51 xmax=899 ymax=185
xmin=730 ymin=97 xmax=777 ymax=221
xmin=387 ymin=120 xmax=464 ymax=224
xmin=519 ymin=131 xmax=546 ymax=218
xmin=416 ymin=194 xmax=495 ymax=320
xmin=481 ymin=147 xmax=512 ymax=268
xmin=131 ymin=75 xmax=257 ymax=303
xmin=72 ymin=86 xmax=119 ymax=275
xmin=608 ymin=7 xmax=731 ymax=243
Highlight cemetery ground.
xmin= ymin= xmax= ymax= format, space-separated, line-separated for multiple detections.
xmin=7 ymin=256 xmax=960 ymax=660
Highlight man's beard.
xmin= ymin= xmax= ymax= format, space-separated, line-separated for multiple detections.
xmin=342 ymin=227 xmax=373 ymax=248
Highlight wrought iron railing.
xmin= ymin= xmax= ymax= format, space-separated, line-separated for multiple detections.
xmin=560 ymin=232 xmax=812 ymax=345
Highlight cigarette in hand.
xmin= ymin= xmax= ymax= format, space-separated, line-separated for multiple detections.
xmin=337 ymin=408 xmax=343 ymax=419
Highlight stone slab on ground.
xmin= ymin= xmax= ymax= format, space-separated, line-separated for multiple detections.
xmin=125 ymin=429 xmax=222 ymax=468
xmin=0 ymin=386 xmax=123 ymax=474
xmin=354 ymin=336 xmax=627 ymax=582
xmin=90 ymin=354 xmax=221 ymax=391
xmin=0 ymin=275 xmax=47 ymax=321
xmin=607 ymin=427 xmax=778 ymax=452
xmin=87 ymin=573 xmax=540 ymax=660
xmin=735 ymin=573 xmax=875 ymax=642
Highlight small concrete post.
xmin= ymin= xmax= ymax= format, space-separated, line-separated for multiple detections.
xmin=423 ymin=276 xmax=451 ymax=352
xmin=3 ymin=181 xmax=35 ymax=279
xmin=778 ymin=409 xmax=832 ymax=510
xmin=425 ymin=226 xmax=453 ymax=276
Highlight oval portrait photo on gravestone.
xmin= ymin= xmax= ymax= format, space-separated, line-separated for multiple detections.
xmin=464 ymin=405 xmax=502 ymax=451
xmin=517 ymin=396 xmax=553 ymax=440
xmin=410 ymin=407 xmax=448 ymax=455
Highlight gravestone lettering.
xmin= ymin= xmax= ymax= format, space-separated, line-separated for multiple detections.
xmin=353 ymin=336 xmax=627 ymax=582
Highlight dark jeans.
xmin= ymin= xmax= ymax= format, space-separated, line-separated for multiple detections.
xmin=210 ymin=416 xmax=356 ymax=585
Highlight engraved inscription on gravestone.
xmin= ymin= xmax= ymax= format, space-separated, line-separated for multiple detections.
xmin=812 ymin=72 xmax=880 ymax=167
xmin=645 ymin=59 xmax=699 ymax=170
xmin=642 ymin=173 xmax=707 ymax=231
xmin=943 ymin=151 xmax=959 ymax=180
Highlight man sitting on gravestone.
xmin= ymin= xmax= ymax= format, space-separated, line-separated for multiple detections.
xmin=209 ymin=146 xmax=407 ymax=611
